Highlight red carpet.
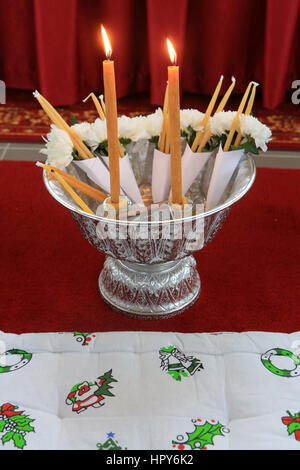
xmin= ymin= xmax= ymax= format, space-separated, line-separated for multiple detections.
xmin=1 ymin=90 xmax=300 ymax=150
xmin=0 ymin=162 xmax=299 ymax=334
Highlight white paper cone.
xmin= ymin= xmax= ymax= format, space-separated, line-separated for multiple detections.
xmin=206 ymin=144 xmax=244 ymax=211
xmin=102 ymin=155 xmax=143 ymax=205
xmin=181 ymin=144 xmax=212 ymax=195
xmin=151 ymin=149 xmax=171 ymax=203
xmin=74 ymin=157 xmax=111 ymax=194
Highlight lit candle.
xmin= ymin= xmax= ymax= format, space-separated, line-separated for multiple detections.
xmin=167 ymin=38 xmax=182 ymax=205
xmin=101 ymin=25 xmax=120 ymax=205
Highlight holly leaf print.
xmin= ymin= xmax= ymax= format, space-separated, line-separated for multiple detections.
xmin=10 ymin=415 xmax=35 ymax=432
xmin=186 ymin=422 xmax=224 ymax=449
xmin=2 ymin=431 xmax=14 ymax=445
xmin=0 ymin=419 xmax=6 ymax=432
xmin=13 ymin=432 xmax=26 ymax=449
xmin=288 ymin=421 xmax=300 ymax=435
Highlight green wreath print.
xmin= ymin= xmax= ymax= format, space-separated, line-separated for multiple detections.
xmin=261 ymin=348 xmax=300 ymax=377
xmin=0 ymin=349 xmax=32 ymax=373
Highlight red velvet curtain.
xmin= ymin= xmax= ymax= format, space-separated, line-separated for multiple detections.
xmin=0 ymin=0 xmax=299 ymax=108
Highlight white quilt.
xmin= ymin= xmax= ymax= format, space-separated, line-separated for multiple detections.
xmin=0 ymin=330 xmax=300 ymax=450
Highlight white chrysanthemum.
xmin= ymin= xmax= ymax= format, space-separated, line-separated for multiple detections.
xmin=210 ymin=111 xmax=237 ymax=136
xmin=40 ymin=124 xmax=73 ymax=169
xmin=117 ymin=115 xmax=138 ymax=140
xmin=239 ymin=114 xmax=272 ymax=152
xmin=145 ymin=108 xmax=163 ymax=137
xmin=71 ymin=122 xmax=99 ymax=150
xmin=129 ymin=116 xmax=151 ymax=141
xmin=91 ymin=118 xmax=107 ymax=143
xmin=180 ymin=109 xmax=205 ymax=132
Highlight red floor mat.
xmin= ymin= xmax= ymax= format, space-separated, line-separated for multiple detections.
xmin=0 ymin=162 xmax=299 ymax=334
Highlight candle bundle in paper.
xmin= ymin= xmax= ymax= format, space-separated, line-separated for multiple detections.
xmin=39 ymin=104 xmax=271 ymax=209
xmin=205 ymin=82 xmax=269 ymax=210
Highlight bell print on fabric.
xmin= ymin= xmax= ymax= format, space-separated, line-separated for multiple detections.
xmin=159 ymin=346 xmax=204 ymax=381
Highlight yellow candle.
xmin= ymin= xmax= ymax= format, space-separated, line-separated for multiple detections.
xmin=167 ymin=38 xmax=182 ymax=205
xmin=99 ymin=94 xmax=106 ymax=114
xmin=215 ymin=76 xmax=236 ymax=113
xmin=159 ymin=82 xmax=169 ymax=152
xmin=197 ymin=77 xmax=236 ymax=152
xmin=37 ymin=162 xmax=107 ymax=202
xmin=233 ymin=82 xmax=259 ymax=146
xmin=191 ymin=75 xmax=223 ymax=152
xmin=83 ymin=93 xmax=105 ymax=120
xmin=224 ymin=81 xmax=254 ymax=152
xmin=101 ymin=25 xmax=120 ymax=205
xmin=33 ymin=91 xmax=94 ymax=160
xmin=53 ymin=170 xmax=95 ymax=214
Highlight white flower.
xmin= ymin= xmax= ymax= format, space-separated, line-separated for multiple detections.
xmin=145 ymin=108 xmax=163 ymax=137
xmin=71 ymin=122 xmax=99 ymax=150
xmin=239 ymin=114 xmax=272 ymax=152
xmin=40 ymin=124 xmax=73 ymax=169
xmin=210 ymin=111 xmax=236 ymax=136
xmin=180 ymin=109 xmax=205 ymax=132
xmin=129 ymin=116 xmax=151 ymax=141
xmin=117 ymin=115 xmax=138 ymax=140
xmin=91 ymin=118 xmax=107 ymax=143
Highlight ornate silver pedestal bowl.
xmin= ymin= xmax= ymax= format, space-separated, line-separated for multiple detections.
xmin=43 ymin=141 xmax=256 ymax=319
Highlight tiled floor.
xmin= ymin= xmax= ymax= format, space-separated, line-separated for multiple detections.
xmin=0 ymin=142 xmax=300 ymax=168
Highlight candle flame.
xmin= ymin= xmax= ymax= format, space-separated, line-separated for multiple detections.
xmin=166 ymin=38 xmax=177 ymax=65
xmin=101 ymin=25 xmax=112 ymax=59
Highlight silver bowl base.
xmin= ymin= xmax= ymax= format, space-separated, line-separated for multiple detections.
xmin=98 ymin=256 xmax=201 ymax=319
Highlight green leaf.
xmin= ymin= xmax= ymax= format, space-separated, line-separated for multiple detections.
xmin=160 ymin=346 xmax=174 ymax=354
xmin=73 ymin=332 xmax=89 ymax=338
xmin=13 ymin=432 xmax=26 ymax=449
xmin=95 ymin=140 xmax=109 ymax=156
xmin=288 ymin=422 xmax=300 ymax=435
xmin=72 ymin=148 xmax=80 ymax=160
xmin=2 ymin=431 xmax=14 ymax=444
xmin=173 ymin=421 xmax=225 ymax=450
xmin=119 ymin=137 xmax=131 ymax=146
xmin=149 ymin=135 xmax=159 ymax=144
xmin=187 ymin=126 xmax=196 ymax=147
xmin=10 ymin=415 xmax=35 ymax=432
xmin=17 ymin=423 xmax=35 ymax=433
xmin=0 ymin=419 xmax=6 ymax=432
xmin=168 ymin=370 xmax=188 ymax=381
xmin=231 ymin=135 xmax=259 ymax=155
xmin=70 ymin=114 xmax=79 ymax=126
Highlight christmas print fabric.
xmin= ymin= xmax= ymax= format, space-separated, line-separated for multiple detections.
xmin=0 ymin=330 xmax=299 ymax=450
